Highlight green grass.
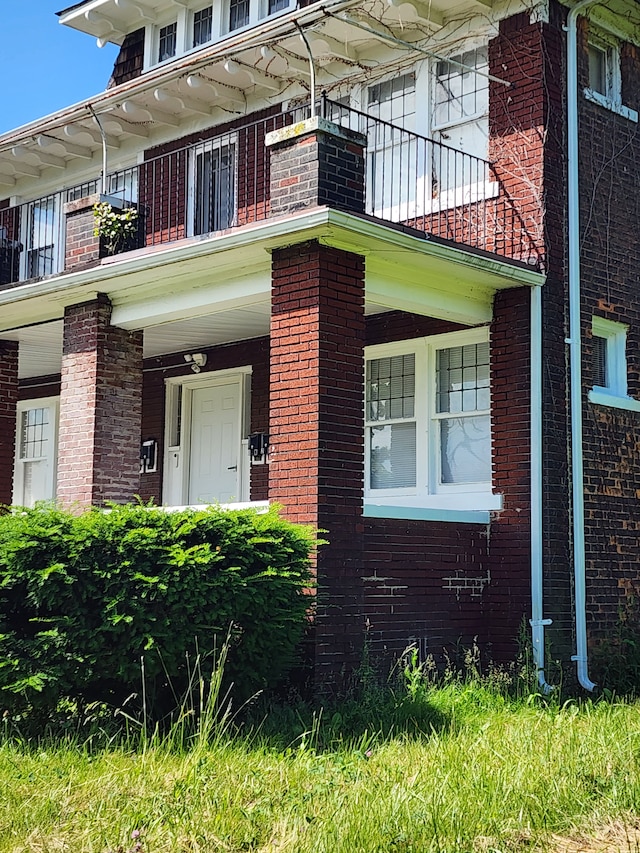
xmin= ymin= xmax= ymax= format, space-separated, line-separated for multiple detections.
xmin=2 ymin=682 xmax=640 ymax=852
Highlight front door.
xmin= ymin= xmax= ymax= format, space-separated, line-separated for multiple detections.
xmin=188 ymin=382 xmax=241 ymax=504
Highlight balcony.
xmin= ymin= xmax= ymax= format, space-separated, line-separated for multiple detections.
xmin=0 ymin=101 xmax=543 ymax=290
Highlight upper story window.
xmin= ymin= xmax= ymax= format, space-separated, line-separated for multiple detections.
xmin=365 ymin=328 xmax=494 ymax=509
xmin=356 ymin=48 xmax=492 ymax=219
xmin=588 ymin=316 xmax=640 ymax=412
xmin=145 ymin=0 xmax=294 ymax=69
xmin=584 ymin=31 xmax=638 ymax=122
xmin=193 ymin=6 xmax=213 ymax=46
xmin=158 ymin=22 xmax=178 ymax=63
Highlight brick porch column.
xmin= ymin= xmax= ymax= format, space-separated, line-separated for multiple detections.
xmin=269 ymin=240 xmax=366 ymax=691
xmin=57 ymin=295 xmax=143 ymax=508
xmin=0 ymin=341 xmax=18 ymax=507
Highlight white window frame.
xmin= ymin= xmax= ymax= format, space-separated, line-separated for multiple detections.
xmin=186 ymin=134 xmax=238 ymax=237
xmin=588 ymin=316 xmax=640 ymax=412
xmin=584 ymin=32 xmax=638 ymax=122
xmin=144 ymin=0 xmax=294 ymax=69
xmin=13 ymin=397 xmax=59 ymax=507
xmin=365 ymin=328 xmax=500 ymax=512
xmin=356 ymin=44 xmax=496 ymax=221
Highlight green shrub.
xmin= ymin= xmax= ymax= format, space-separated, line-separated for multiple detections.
xmin=0 ymin=504 xmax=315 ymax=719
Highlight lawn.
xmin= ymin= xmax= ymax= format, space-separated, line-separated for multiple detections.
xmin=2 ymin=681 xmax=640 ymax=853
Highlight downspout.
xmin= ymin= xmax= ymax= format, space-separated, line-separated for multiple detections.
xmin=87 ymin=104 xmax=108 ymax=196
xmin=565 ymin=0 xmax=597 ymax=691
xmin=530 ymin=282 xmax=553 ymax=692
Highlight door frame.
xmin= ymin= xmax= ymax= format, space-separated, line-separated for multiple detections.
xmin=162 ymin=366 xmax=251 ymax=506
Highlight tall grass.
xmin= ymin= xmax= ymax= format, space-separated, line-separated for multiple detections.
xmin=2 ymin=654 xmax=640 ymax=853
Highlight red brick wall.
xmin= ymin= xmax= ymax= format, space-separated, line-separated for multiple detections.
xmin=360 ymin=297 xmax=533 ymax=668
xmin=270 ymin=240 xmax=366 ymax=687
xmin=575 ymin=17 xmax=640 ymax=658
xmin=57 ymin=296 xmax=143 ymax=507
xmin=64 ymin=197 xmax=101 ymax=272
xmin=0 ymin=341 xmax=18 ymax=507
xmin=489 ymin=13 xmax=548 ymax=268
xmin=140 ymin=107 xmax=285 ymax=246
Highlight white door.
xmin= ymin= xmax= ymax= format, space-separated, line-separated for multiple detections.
xmin=188 ymin=382 xmax=241 ymax=504
xmin=13 ymin=398 xmax=59 ymax=507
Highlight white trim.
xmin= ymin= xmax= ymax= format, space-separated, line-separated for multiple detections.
xmin=364 ymin=327 xmax=493 ymax=507
xmin=588 ymin=389 xmax=640 ymax=413
xmin=363 ymin=504 xmax=492 ymax=524
xmin=591 ymin=315 xmax=628 ymax=397
xmin=13 ymin=396 xmax=59 ymax=507
xmin=583 ymin=88 xmax=638 ymax=122
xmin=163 ymin=367 xmax=252 ymax=506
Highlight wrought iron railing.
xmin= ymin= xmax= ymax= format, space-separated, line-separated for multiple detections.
xmin=0 ymin=101 xmax=542 ymax=289
xmin=324 ymin=97 xmax=542 ymax=264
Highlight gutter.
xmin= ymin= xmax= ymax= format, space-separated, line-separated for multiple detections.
xmin=530 ymin=282 xmax=553 ymax=692
xmin=565 ymin=0 xmax=597 ymax=692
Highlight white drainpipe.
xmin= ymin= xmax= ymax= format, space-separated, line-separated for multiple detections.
xmin=566 ymin=0 xmax=597 ymax=691
xmin=530 ymin=282 xmax=553 ymax=691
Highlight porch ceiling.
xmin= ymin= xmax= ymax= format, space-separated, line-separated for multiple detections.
xmin=0 ymin=207 xmax=543 ymax=379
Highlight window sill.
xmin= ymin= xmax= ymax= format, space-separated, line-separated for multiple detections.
xmin=583 ymin=89 xmax=638 ymax=123
xmin=588 ymin=389 xmax=640 ymax=412
xmin=364 ymin=493 xmax=502 ymax=524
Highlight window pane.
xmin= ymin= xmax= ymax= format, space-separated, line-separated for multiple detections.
xmin=440 ymin=415 xmax=490 ymax=484
xmin=20 ymin=408 xmax=49 ymax=460
xmin=370 ymin=423 xmax=416 ymax=489
xmin=268 ymin=0 xmax=289 ymax=13
xmin=437 ymin=342 xmax=490 ymax=413
xmin=588 ymin=43 xmax=607 ymax=95
xmin=229 ymin=0 xmax=250 ymax=31
xmin=593 ymin=334 xmax=608 ymax=387
xmin=194 ymin=144 xmax=236 ymax=234
xmin=434 ymin=47 xmax=488 ymax=126
xmin=193 ymin=7 xmax=213 ymax=47
xmin=158 ymin=23 xmax=177 ymax=62
xmin=366 ymin=354 xmax=415 ymax=422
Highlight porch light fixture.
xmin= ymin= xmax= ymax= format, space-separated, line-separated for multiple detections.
xmin=184 ymin=352 xmax=207 ymax=373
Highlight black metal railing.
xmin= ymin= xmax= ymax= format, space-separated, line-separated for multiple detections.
xmin=324 ymin=97 xmax=542 ymax=264
xmin=0 ymin=101 xmax=542 ymax=289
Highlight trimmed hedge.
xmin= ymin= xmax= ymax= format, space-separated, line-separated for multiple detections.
xmin=0 ymin=504 xmax=315 ymax=717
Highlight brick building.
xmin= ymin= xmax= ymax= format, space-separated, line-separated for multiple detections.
xmin=0 ymin=0 xmax=639 ymax=690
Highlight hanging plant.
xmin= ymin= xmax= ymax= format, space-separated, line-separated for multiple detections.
xmin=93 ymin=201 xmax=139 ymax=256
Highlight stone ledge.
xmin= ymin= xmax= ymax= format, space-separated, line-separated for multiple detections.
xmin=265 ymin=117 xmax=366 ymax=149
xmin=63 ymin=193 xmax=125 ymax=216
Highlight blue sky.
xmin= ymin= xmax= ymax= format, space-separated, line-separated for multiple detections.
xmin=0 ymin=1 xmax=119 ymax=135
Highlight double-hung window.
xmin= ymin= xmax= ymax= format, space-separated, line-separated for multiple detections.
xmin=189 ymin=137 xmax=237 ymax=236
xmin=584 ymin=32 xmax=638 ymax=122
xmin=193 ymin=6 xmax=213 ymax=47
xmin=158 ymin=22 xmax=177 ymax=63
xmin=365 ymin=328 xmax=496 ymax=510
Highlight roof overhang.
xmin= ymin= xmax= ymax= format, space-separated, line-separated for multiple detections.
xmin=0 ymin=206 xmax=544 ymax=338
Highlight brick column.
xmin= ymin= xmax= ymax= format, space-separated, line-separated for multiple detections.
xmin=0 ymin=341 xmax=18 ymax=507
xmin=57 ymin=295 xmax=143 ymax=508
xmin=265 ymin=117 xmax=366 ymax=216
xmin=269 ymin=240 xmax=365 ymax=691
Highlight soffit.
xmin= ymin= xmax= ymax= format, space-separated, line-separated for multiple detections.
xmin=2 ymin=0 xmax=540 ymax=198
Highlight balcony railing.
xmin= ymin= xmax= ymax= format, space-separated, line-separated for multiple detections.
xmin=0 ymin=103 xmax=542 ymax=290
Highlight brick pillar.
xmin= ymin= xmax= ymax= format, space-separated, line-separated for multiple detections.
xmin=265 ymin=117 xmax=366 ymax=217
xmin=269 ymin=240 xmax=365 ymax=692
xmin=0 ymin=341 xmax=18 ymax=507
xmin=57 ymin=295 xmax=143 ymax=508
xmin=64 ymin=195 xmax=103 ymax=272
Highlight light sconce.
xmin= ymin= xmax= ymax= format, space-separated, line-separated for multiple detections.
xmin=184 ymin=352 xmax=207 ymax=373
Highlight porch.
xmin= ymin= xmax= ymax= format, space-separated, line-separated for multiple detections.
xmin=0 ymin=99 xmax=543 ymax=292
